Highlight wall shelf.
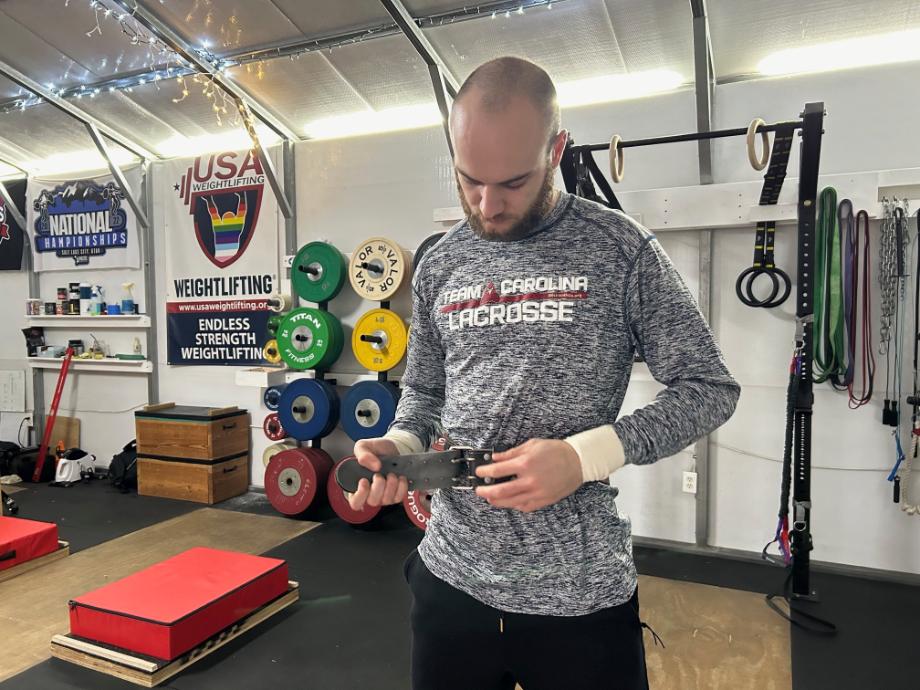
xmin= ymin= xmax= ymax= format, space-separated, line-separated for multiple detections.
xmin=27 ymin=357 xmax=153 ymax=374
xmin=234 ymin=366 xmax=401 ymax=388
xmin=25 ymin=315 xmax=151 ymax=329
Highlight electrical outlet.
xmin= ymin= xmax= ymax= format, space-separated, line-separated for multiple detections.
xmin=283 ymin=254 xmax=295 ymax=269
xmin=682 ymin=471 xmax=698 ymax=494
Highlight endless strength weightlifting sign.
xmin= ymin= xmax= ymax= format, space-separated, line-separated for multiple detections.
xmin=164 ymin=149 xmax=281 ymax=365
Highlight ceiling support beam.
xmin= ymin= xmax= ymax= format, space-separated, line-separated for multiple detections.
xmin=110 ymin=1 xmax=295 ymax=217
xmin=112 ymin=0 xmax=298 ymax=142
xmin=0 ymin=60 xmax=156 ymax=161
xmin=690 ymin=0 xmax=715 ymax=184
xmin=428 ymin=64 xmax=454 ymax=158
xmin=378 ymin=0 xmax=460 ymax=98
xmin=690 ymin=0 xmax=716 ymax=549
xmin=84 ymin=122 xmax=149 ymax=229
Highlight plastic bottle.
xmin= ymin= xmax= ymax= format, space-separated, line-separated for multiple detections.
xmin=121 ymin=282 xmax=135 ymax=315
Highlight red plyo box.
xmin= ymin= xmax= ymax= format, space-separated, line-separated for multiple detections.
xmin=0 ymin=516 xmax=59 ymax=571
xmin=69 ymin=547 xmax=289 ymax=660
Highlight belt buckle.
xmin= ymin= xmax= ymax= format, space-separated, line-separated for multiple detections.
xmin=448 ymin=447 xmax=494 ymax=490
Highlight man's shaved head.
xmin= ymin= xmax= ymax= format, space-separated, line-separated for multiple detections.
xmin=449 ymin=57 xmax=567 ymax=242
xmin=452 ymin=56 xmax=561 ymax=145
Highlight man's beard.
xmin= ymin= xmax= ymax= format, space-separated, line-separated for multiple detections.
xmin=459 ymin=166 xmax=556 ymax=242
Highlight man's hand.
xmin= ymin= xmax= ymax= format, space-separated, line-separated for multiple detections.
xmin=346 ymin=438 xmax=409 ymax=511
xmin=474 ymin=439 xmax=583 ymax=513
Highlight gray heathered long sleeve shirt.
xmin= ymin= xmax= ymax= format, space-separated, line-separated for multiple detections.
xmin=389 ymin=191 xmax=740 ymax=616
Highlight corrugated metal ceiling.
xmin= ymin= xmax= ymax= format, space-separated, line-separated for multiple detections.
xmin=0 ymin=0 xmax=915 ymax=168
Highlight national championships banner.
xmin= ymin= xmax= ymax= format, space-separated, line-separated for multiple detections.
xmin=27 ymin=169 xmax=142 ymax=271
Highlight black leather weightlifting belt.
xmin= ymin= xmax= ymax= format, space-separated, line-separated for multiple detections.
xmin=335 ymin=448 xmax=513 ymax=493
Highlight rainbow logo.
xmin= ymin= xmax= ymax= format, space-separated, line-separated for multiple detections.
xmin=189 ymin=187 xmax=262 ymax=269
xmin=204 ymin=193 xmax=247 ymax=262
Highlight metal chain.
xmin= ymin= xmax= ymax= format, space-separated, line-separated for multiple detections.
xmin=879 ymin=197 xmax=896 ymax=354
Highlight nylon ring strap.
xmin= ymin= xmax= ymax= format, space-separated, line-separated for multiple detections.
xmin=813 ymin=187 xmax=847 ymax=385
xmin=735 ymin=123 xmax=795 ymax=308
xmin=335 ymin=448 xmax=513 ymax=493
xmin=560 ymin=139 xmax=624 ymax=211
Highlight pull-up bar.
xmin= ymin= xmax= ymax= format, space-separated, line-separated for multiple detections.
xmin=569 ymin=118 xmax=807 ymax=186
xmin=575 ymin=120 xmax=805 ymax=152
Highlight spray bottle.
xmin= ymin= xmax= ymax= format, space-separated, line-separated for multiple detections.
xmin=121 ymin=282 xmax=135 ymax=315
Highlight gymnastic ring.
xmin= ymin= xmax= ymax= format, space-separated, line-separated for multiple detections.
xmin=746 ymin=118 xmax=770 ymax=171
xmin=736 ymin=266 xmax=779 ymax=308
xmin=609 ymin=134 xmax=624 ymax=183
xmin=747 ymin=267 xmax=791 ymax=308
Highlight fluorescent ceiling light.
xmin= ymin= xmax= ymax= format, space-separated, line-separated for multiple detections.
xmin=304 ymin=70 xmax=684 ymax=141
xmin=26 ymin=148 xmax=138 ymax=177
xmin=157 ymin=126 xmax=282 ymax=158
xmin=304 ymin=103 xmax=442 ymax=140
xmin=556 ymin=70 xmax=685 ymax=108
xmin=758 ymin=28 xmax=920 ymax=76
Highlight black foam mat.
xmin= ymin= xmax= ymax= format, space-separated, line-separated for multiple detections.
xmin=2 ymin=508 xmax=420 ymax=690
xmin=1 ymin=486 xmax=915 ymax=690
xmin=788 ymin=570 xmax=920 ymax=690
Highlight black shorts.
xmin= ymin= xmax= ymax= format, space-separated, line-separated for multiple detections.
xmin=404 ymin=549 xmax=651 ymax=690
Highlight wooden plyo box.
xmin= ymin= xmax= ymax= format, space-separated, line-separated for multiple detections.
xmin=137 ymin=455 xmax=249 ymax=505
xmin=135 ymin=403 xmax=249 ymax=462
xmin=135 ymin=403 xmax=251 ymax=504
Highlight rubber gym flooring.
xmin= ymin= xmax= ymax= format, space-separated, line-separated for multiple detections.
xmin=0 ymin=480 xmax=914 ymax=689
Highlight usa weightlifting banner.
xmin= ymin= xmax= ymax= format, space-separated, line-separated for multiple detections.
xmin=164 ymin=148 xmax=281 ymax=365
xmin=27 ymin=169 xmax=142 ymax=271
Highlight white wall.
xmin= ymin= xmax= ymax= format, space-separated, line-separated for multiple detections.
xmin=708 ymin=62 xmax=920 ymax=574
xmin=33 ymin=263 xmax=148 ymax=465
xmin=287 ymin=127 xmax=455 ymax=487
xmin=0 ymin=255 xmax=32 ymax=445
xmin=0 ymin=168 xmax=147 ymax=465
xmin=291 ymin=60 xmax=920 ymax=576
xmin=3 ymin=58 xmax=919 ymax=576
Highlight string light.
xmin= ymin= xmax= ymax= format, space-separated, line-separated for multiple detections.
xmin=69 ymin=0 xmax=249 ymax=129
xmin=34 ymin=0 xmax=564 ymax=127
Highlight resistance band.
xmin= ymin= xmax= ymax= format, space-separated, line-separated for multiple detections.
xmin=839 ymin=201 xmax=875 ymax=408
xmin=813 ymin=187 xmax=847 ymax=384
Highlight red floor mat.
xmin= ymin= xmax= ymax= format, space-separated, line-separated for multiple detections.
xmin=0 ymin=516 xmax=59 ymax=572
